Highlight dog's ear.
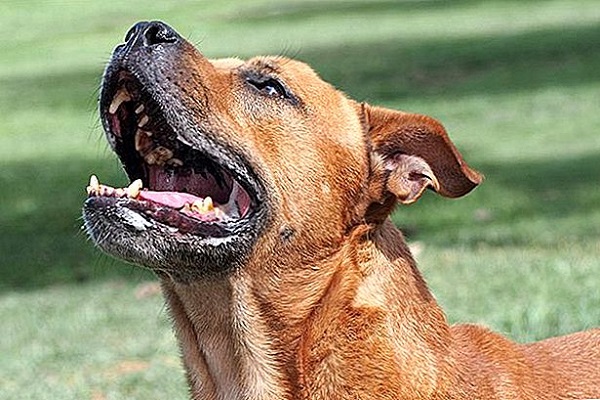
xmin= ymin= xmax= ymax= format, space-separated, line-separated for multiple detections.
xmin=364 ymin=104 xmax=483 ymax=205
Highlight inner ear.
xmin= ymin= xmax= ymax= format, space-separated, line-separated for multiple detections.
xmin=386 ymin=153 xmax=439 ymax=204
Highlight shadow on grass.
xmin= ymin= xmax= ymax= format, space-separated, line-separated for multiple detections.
xmin=232 ymin=0 xmax=493 ymax=22
xmin=481 ymin=153 xmax=600 ymax=221
xmin=296 ymin=23 xmax=600 ymax=102
xmin=0 ymin=156 xmax=152 ymax=292
xmin=0 ymin=67 xmax=102 ymax=114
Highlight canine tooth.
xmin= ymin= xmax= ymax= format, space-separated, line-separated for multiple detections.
xmin=135 ymin=104 xmax=145 ymax=114
xmin=203 ymin=196 xmax=214 ymax=212
xmin=86 ymin=175 xmax=100 ymax=195
xmin=89 ymin=175 xmax=99 ymax=189
xmin=127 ymin=179 xmax=143 ymax=198
xmin=109 ymin=89 xmax=131 ymax=114
xmin=138 ymin=114 xmax=149 ymax=127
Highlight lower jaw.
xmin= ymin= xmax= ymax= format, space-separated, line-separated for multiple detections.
xmin=83 ymin=197 xmax=255 ymax=281
xmin=85 ymin=195 xmax=235 ymax=237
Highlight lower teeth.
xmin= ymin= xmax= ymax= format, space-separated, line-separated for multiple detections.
xmin=87 ymin=175 xmax=230 ymax=219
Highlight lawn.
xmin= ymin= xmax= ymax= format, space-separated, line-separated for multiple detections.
xmin=1 ymin=0 xmax=599 ymax=399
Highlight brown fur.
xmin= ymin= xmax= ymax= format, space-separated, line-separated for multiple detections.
xmin=98 ymin=26 xmax=600 ymax=399
xmin=160 ymin=51 xmax=600 ymax=399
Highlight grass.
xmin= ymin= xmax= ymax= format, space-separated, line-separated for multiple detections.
xmin=1 ymin=0 xmax=599 ymax=398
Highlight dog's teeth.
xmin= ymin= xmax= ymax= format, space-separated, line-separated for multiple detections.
xmin=167 ymin=158 xmax=184 ymax=167
xmin=138 ymin=114 xmax=149 ymax=127
xmin=114 ymin=188 xmax=126 ymax=198
xmin=134 ymin=104 xmax=145 ymax=114
xmin=109 ymin=89 xmax=131 ymax=114
xmin=145 ymin=152 xmax=158 ymax=165
xmin=86 ymin=174 xmax=100 ymax=195
xmin=189 ymin=197 xmax=214 ymax=214
xmin=203 ymin=197 xmax=214 ymax=212
xmin=127 ymin=179 xmax=143 ymax=198
xmin=144 ymin=146 xmax=172 ymax=165
xmin=191 ymin=200 xmax=203 ymax=213
xmin=89 ymin=175 xmax=99 ymax=188
xmin=135 ymin=129 xmax=153 ymax=154
xmin=153 ymin=146 xmax=174 ymax=166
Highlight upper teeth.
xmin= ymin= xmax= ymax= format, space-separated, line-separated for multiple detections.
xmin=109 ymin=87 xmax=187 ymax=168
xmin=135 ymin=129 xmax=153 ymax=155
xmin=145 ymin=146 xmax=173 ymax=166
xmin=109 ymin=88 xmax=131 ymax=114
xmin=166 ymin=158 xmax=184 ymax=167
xmin=138 ymin=114 xmax=149 ymax=127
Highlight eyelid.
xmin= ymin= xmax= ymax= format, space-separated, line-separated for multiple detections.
xmin=245 ymin=74 xmax=292 ymax=100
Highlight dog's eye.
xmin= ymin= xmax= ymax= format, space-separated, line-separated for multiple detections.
xmin=247 ymin=77 xmax=289 ymax=99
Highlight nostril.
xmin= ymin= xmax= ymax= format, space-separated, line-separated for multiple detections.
xmin=123 ymin=21 xmax=179 ymax=49
xmin=124 ymin=21 xmax=148 ymax=44
xmin=143 ymin=21 xmax=178 ymax=46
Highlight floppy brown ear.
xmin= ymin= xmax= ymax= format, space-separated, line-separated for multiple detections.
xmin=365 ymin=104 xmax=483 ymax=204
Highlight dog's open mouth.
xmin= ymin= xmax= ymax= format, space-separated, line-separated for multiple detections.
xmin=88 ymin=70 xmax=257 ymax=236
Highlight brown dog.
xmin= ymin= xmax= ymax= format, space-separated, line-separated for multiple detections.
xmin=83 ymin=21 xmax=600 ymax=400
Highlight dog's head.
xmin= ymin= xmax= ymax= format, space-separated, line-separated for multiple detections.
xmin=83 ymin=21 xmax=481 ymax=282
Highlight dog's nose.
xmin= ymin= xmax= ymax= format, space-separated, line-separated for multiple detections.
xmin=124 ymin=21 xmax=180 ymax=49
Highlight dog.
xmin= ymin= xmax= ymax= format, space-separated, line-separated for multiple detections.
xmin=83 ymin=21 xmax=600 ymax=400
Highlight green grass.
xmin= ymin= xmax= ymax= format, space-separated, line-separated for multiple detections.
xmin=1 ymin=0 xmax=599 ymax=398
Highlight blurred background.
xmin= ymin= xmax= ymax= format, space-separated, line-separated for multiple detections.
xmin=1 ymin=1 xmax=599 ymax=398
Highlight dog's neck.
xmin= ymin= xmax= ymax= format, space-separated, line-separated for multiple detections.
xmin=161 ymin=220 xmax=452 ymax=399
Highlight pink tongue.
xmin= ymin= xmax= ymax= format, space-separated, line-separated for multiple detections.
xmin=138 ymin=190 xmax=201 ymax=209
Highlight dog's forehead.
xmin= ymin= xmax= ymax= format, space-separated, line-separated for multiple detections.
xmin=248 ymin=56 xmax=325 ymax=85
xmin=209 ymin=57 xmax=245 ymax=70
xmin=210 ymin=56 xmax=326 ymax=86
